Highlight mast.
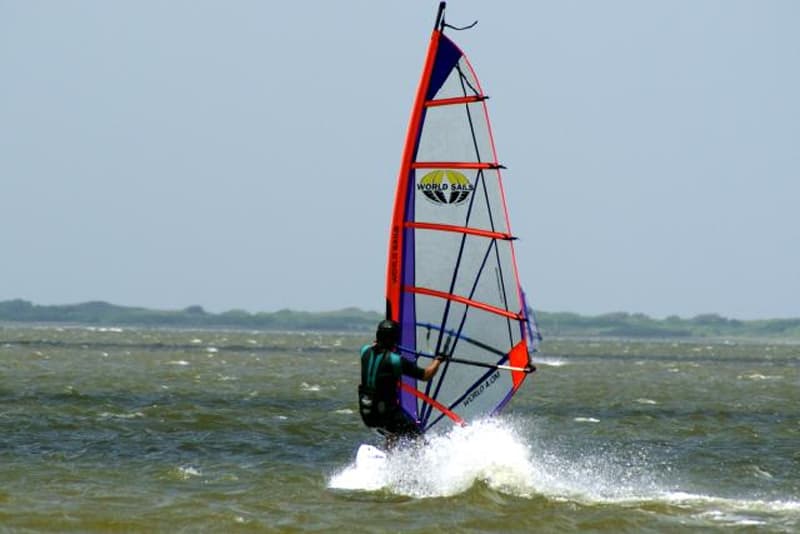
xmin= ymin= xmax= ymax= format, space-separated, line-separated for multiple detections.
xmin=435 ymin=2 xmax=446 ymax=32
xmin=386 ymin=4 xmax=445 ymax=322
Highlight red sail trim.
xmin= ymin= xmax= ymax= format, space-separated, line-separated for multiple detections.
xmin=424 ymin=95 xmax=486 ymax=107
xmin=386 ymin=27 xmax=443 ymax=321
xmin=412 ymin=161 xmax=497 ymax=170
xmin=407 ymin=221 xmax=512 ymax=240
xmin=508 ymin=341 xmax=529 ymax=389
xmin=404 ymin=286 xmax=524 ymax=320
xmin=399 ymin=381 xmax=465 ymax=426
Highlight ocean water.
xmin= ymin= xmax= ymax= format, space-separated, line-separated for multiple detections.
xmin=0 ymin=325 xmax=798 ymax=532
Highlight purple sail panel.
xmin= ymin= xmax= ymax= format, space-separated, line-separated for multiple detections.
xmin=399 ymin=167 xmax=418 ymax=420
xmin=426 ymin=35 xmax=462 ymax=100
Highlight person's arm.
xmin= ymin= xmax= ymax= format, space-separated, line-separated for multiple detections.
xmin=419 ymin=354 xmax=445 ymax=382
xmin=398 ymin=352 xmax=445 ymax=382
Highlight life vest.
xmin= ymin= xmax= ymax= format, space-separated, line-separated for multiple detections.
xmin=358 ymin=345 xmax=401 ymax=427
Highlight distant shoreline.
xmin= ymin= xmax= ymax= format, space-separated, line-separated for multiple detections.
xmin=1 ymin=299 xmax=798 ymax=340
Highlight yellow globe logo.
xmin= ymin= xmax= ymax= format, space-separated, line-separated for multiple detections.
xmin=417 ymin=170 xmax=474 ymax=205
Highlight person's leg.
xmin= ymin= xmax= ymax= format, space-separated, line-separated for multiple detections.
xmin=379 ymin=411 xmax=421 ymax=449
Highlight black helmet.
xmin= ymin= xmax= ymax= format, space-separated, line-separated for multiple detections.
xmin=376 ymin=319 xmax=400 ymax=348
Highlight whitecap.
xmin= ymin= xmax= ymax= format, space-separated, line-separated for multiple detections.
xmin=218 ymin=375 xmax=238 ymax=382
xmin=750 ymin=465 xmax=774 ymax=479
xmin=658 ymin=492 xmax=800 ymax=519
xmin=177 ymin=466 xmax=202 ymax=478
xmin=698 ymin=510 xmax=766 ymax=526
xmin=574 ymin=417 xmax=600 ymax=423
xmin=300 ymin=382 xmax=321 ymax=392
xmin=535 ymin=357 xmax=567 ymax=367
xmin=98 ymin=411 xmax=144 ymax=420
xmin=739 ymin=373 xmax=782 ymax=381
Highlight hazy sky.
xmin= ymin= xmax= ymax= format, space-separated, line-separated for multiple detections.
xmin=2 ymin=1 xmax=798 ymax=319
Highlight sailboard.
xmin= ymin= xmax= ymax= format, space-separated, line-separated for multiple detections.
xmin=385 ymin=2 xmax=540 ymax=435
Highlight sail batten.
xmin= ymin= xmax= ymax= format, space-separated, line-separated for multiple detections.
xmin=425 ymin=95 xmax=487 ymax=107
xmin=403 ymin=286 xmax=524 ymax=321
xmin=411 ymin=161 xmax=500 ymax=169
xmin=405 ymin=221 xmax=513 ymax=240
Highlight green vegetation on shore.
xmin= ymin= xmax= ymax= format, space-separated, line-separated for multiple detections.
xmin=1 ymin=299 xmax=799 ymax=340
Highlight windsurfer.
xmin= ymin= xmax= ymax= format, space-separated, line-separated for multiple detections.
xmin=358 ymin=320 xmax=444 ymax=445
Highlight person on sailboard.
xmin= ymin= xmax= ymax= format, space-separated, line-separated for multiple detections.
xmin=358 ymin=319 xmax=443 ymax=443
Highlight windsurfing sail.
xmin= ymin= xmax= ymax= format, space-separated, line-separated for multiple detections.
xmin=386 ymin=2 xmax=540 ymax=434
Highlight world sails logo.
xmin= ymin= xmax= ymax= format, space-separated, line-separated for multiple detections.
xmin=417 ymin=170 xmax=474 ymax=206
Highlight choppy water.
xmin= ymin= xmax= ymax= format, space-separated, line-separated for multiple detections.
xmin=0 ymin=325 xmax=798 ymax=532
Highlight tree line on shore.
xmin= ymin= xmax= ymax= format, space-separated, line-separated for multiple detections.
xmin=1 ymin=299 xmax=798 ymax=340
